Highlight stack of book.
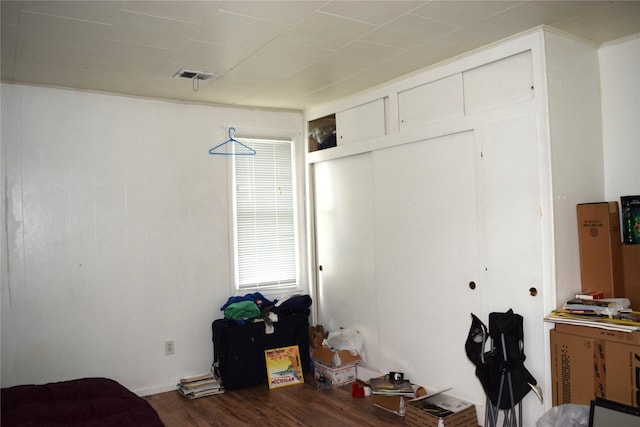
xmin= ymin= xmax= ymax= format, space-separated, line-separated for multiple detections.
xmin=177 ymin=373 xmax=223 ymax=399
xmin=369 ymin=377 xmax=416 ymax=397
xmin=562 ymin=297 xmax=631 ymax=315
xmin=574 ymin=290 xmax=604 ymax=300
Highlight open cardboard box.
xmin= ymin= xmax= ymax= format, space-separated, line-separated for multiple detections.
xmin=371 ymin=384 xmax=427 ymax=416
xmin=405 ymin=392 xmax=477 ymax=426
xmin=312 ymin=345 xmax=360 ymax=368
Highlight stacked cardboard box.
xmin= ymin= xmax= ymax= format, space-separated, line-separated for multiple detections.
xmin=550 ymin=324 xmax=640 ymax=407
xmin=311 ymin=340 xmax=361 ymax=388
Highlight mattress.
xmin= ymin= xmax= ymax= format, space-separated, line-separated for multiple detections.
xmin=1 ymin=377 xmax=165 ymax=427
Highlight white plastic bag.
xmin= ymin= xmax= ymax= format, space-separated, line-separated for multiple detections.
xmin=536 ymin=404 xmax=589 ymax=427
xmin=325 ymin=328 xmax=366 ymax=363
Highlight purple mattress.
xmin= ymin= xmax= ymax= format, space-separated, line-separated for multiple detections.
xmin=1 ymin=377 xmax=164 ymax=427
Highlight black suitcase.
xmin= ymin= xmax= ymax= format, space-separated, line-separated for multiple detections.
xmin=212 ymin=314 xmax=311 ymax=390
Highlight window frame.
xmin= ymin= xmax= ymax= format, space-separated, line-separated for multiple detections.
xmin=227 ymin=135 xmax=303 ymax=295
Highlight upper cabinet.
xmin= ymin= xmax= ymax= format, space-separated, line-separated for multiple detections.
xmin=462 ymin=51 xmax=534 ymax=114
xmin=398 ymin=74 xmax=464 ymax=131
xmin=307 ymin=98 xmax=386 ymax=154
xmin=305 ymin=48 xmax=536 ymax=160
xmin=336 ymin=98 xmax=386 ymax=145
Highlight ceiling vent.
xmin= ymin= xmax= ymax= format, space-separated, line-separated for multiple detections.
xmin=173 ymin=68 xmax=219 ymax=81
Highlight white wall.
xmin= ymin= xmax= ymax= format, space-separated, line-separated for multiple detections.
xmin=0 ymin=84 xmax=304 ymax=395
xmin=599 ymin=35 xmax=640 ymax=202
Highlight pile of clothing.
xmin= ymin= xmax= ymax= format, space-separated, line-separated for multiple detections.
xmin=220 ymin=292 xmax=312 ymax=325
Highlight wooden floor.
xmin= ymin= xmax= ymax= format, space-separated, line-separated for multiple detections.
xmin=144 ymin=379 xmax=406 ymax=427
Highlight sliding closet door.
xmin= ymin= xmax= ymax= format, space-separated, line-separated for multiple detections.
xmin=313 ymin=152 xmax=379 ymax=361
xmin=477 ymin=115 xmax=545 ymax=426
xmin=372 ymin=131 xmax=483 ymax=397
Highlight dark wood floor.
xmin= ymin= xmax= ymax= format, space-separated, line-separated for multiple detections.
xmin=144 ymin=379 xmax=406 ymax=427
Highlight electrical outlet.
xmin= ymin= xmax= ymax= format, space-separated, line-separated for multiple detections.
xmin=165 ymin=340 xmax=174 ymax=355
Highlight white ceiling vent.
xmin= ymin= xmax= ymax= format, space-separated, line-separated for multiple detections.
xmin=172 ymin=69 xmax=219 ymax=81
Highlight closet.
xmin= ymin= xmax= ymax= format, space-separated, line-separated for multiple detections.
xmin=305 ymin=28 xmax=603 ymax=426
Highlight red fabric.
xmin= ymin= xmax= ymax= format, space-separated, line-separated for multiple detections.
xmin=1 ymin=377 xmax=164 ymax=427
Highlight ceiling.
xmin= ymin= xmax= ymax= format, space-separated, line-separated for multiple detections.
xmin=2 ymin=1 xmax=640 ymax=111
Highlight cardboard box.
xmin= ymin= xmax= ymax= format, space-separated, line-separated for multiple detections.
xmin=577 ymin=202 xmax=624 ymax=298
xmin=623 ymin=245 xmax=640 ymax=309
xmin=371 ymin=395 xmax=410 ymax=416
xmin=550 ymin=327 xmax=640 ymax=407
xmin=312 ymin=345 xmax=361 ymax=367
xmin=371 ymin=385 xmax=427 ymax=416
xmin=309 ymin=325 xmax=325 ymax=349
xmin=313 ymin=361 xmax=357 ymax=387
xmin=405 ymin=394 xmax=477 ymax=427
xmin=554 ymin=322 xmax=640 ymax=345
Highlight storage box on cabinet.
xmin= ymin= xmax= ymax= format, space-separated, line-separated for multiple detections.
xmin=308 ymin=114 xmax=336 ymax=152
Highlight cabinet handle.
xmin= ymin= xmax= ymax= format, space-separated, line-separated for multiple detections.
xmin=469 ymin=281 xmax=476 ymax=290
xmin=318 ymin=265 xmax=323 ymax=272
xmin=529 ymin=287 xmax=537 ymax=296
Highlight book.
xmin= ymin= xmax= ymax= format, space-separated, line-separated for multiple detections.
xmin=180 ymin=372 xmax=214 ymax=384
xmin=575 ymin=290 xmax=604 ymax=300
xmin=369 ymin=377 xmax=416 ymax=397
xmin=418 ymin=393 xmax=473 ymax=415
xmin=179 ymin=378 xmax=222 ymax=391
xmin=265 ymin=345 xmax=304 ymax=389
xmin=177 ymin=372 xmax=223 ymax=399
xmin=562 ymin=298 xmax=631 ymax=316
xmin=564 ymin=297 xmax=630 ymax=308
xmin=544 ymin=309 xmax=640 ymax=332
xmin=179 ymin=386 xmax=224 ymax=399
xmin=421 ymin=403 xmax=453 ymax=417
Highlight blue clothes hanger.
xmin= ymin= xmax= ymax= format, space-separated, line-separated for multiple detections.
xmin=209 ymin=127 xmax=256 ymax=156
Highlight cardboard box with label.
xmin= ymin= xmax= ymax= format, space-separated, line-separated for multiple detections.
xmin=550 ymin=325 xmax=640 ymax=407
xmin=313 ymin=361 xmax=357 ymax=387
xmin=577 ymin=202 xmax=624 ymax=298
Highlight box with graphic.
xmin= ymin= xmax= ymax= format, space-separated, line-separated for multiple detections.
xmin=622 ymin=196 xmax=640 ymax=244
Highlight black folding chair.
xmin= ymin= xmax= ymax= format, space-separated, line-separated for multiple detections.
xmin=465 ymin=309 xmax=539 ymax=427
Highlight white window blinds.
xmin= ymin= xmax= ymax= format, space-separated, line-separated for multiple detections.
xmin=233 ymin=138 xmax=297 ymax=291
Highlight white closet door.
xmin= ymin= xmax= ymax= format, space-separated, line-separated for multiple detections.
xmin=312 ymin=153 xmax=379 ymax=365
xmin=372 ymin=131 xmax=483 ymax=397
xmin=477 ymin=114 xmax=545 ymax=426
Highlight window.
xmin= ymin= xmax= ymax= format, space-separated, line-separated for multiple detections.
xmin=231 ymin=138 xmax=298 ymax=291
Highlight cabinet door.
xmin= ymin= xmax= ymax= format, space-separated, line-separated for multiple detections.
xmin=335 ymin=99 xmax=385 ymax=145
xmin=463 ymin=51 xmax=534 ymax=114
xmin=398 ymin=74 xmax=464 ymax=131
xmin=477 ymin=115 xmax=545 ymax=426
xmin=312 ymin=153 xmax=379 ymax=360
